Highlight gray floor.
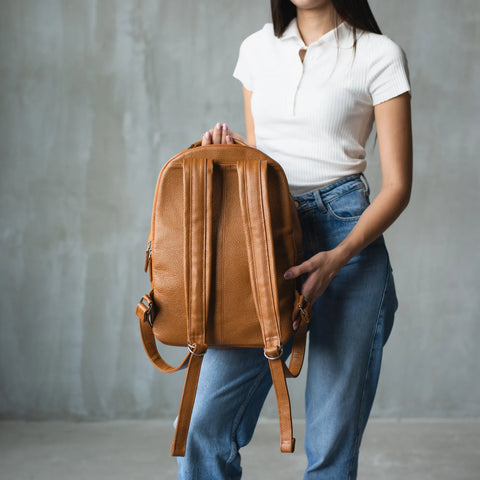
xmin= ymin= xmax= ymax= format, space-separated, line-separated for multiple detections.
xmin=1 ymin=419 xmax=479 ymax=479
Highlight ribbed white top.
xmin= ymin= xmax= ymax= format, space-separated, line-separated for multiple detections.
xmin=233 ymin=18 xmax=411 ymax=196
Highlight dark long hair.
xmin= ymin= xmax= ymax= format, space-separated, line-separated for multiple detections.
xmin=271 ymin=0 xmax=381 ymax=39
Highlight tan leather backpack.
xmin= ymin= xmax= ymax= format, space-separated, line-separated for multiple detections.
xmin=136 ymin=139 xmax=312 ymax=456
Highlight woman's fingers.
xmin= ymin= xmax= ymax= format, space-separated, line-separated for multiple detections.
xmin=212 ymin=122 xmax=222 ymax=143
xmin=223 ymin=123 xmax=236 ymax=144
xmin=284 ymin=260 xmax=311 ymax=280
xmin=201 ymin=130 xmax=212 ymax=146
xmin=222 ymin=123 xmax=229 ymax=143
xmin=202 ymin=122 xmax=236 ymax=145
xmin=222 ymin=123 xmax=234 ymax=143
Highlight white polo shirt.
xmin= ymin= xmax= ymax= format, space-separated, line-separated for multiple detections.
xmin=233 ymin=18 xmax=411 ymax=196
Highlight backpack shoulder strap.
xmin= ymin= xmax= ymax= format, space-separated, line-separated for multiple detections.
xmin=136 ymin=156 xmax=214 ymax=456
xmin=237 ymin=156 xmax=282 ymax=351
xmin=237 ymin=155 xmax=310 ymax=453
xmin=170 ymin=156 xmax=213 ymax=456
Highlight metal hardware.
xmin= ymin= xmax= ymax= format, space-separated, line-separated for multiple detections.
xmin=139 ymin=296 xmax=154 ymax=327
xmin=264 ymin=346 xmax=284 ymax=360
xmin=146 ymin=240 xmax=152 ymax=260
xmin=188 ymin=343 xmax=206 ymax=357
xmin=294 ymin=199 xmax=308 ymax=208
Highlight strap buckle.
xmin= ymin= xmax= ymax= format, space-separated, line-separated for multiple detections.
xmin=139 ymin=296 xmax=154 ymax=327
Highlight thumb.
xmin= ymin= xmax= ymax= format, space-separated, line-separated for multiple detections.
xmin=284 ymin=261 xmax=311 ymax=280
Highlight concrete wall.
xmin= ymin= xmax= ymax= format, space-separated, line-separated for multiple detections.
xmin=0 ymin=0 xmax=478 ymax=420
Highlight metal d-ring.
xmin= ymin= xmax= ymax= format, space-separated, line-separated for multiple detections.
xmin=264 ymin=346 xmax=284 ymax=360
xmin=188 ymin=343 xmax=206 ymax=357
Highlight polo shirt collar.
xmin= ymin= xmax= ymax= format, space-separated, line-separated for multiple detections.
xmin=279 ymin=17 xmax=352 ymax=49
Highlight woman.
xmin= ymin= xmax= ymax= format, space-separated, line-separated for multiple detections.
xmin=179 ymin=0 xmax=412 ymax=478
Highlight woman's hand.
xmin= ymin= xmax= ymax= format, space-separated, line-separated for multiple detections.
xmin=201 ymin=122 xmax=245 ymax=146
xmin=285 ymin=248 xmax=346 ymax=305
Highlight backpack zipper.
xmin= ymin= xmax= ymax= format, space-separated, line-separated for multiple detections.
xmin=144 ymin=240 xmax=152 ymax=281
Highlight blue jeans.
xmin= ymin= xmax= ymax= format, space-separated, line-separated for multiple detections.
xmin=177 ymin=174 xmax=398 ymax=479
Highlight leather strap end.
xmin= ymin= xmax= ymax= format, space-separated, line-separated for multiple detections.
xmin=171 ymin=440 xmax=186 ymax=457
xmin=281 ymin=437 xmax=296 ymax=453
xmin=170 ymin=354 xmax=205 ymax=457
xmin=135 ymin=302 xmax=148 ymax=321
xmin=269 ymin=358 xmax=295 ymax=455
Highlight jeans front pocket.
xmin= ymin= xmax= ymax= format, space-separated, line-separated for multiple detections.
xmin=326 ymin=185 xmax=369 ymax=222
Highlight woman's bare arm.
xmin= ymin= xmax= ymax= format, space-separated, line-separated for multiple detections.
xmin=242 ymin=86 xmax=256 ymax=147
xmin=285 ymin=92 xmax=413 ymax=303
xmin=334 ymin=92 xmax=412 ymax=261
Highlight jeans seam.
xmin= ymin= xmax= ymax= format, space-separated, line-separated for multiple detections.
xmin=327 ymin=205 xmax=362 ymax=223
xmin=225 ymin=363 xmax=271 ymax=469
xmin=324 ymin=184 xmax=364 ymax=204
xmin=347 ymin=262 xmax=390 ymax=479
xmin=296 ymin=205 xmax=317 ymax=214
xmin=360 ymin=173 xmax=370 ymax=196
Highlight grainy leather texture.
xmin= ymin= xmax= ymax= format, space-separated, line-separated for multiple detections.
xmin=136 ymin=139 xmax=312 ymax=456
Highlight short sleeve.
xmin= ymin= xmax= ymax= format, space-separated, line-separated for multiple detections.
xmin=233 ymin=39 xmax=254 ymax=92
xmin=368 ymin=40 xmax=411 ymax=106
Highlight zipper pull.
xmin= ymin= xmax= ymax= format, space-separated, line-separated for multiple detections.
xmin=144 ymin=240 xmax=152 ymax=273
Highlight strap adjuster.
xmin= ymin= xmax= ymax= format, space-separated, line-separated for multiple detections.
xmin=139 ymin=296 xmax=154 ymax=327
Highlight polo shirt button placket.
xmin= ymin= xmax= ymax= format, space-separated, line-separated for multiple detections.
xmin=292 ymin=47 xmax=307 ymax=115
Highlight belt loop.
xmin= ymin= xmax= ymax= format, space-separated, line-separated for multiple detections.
xmin=313 ymin=188 xmax=327 ymax=213
xmin=360 ymin=173 xmax=370 ymax=197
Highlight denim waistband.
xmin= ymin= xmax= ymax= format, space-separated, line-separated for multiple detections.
xmin=293 ymin=174 xmax=370 ymax=204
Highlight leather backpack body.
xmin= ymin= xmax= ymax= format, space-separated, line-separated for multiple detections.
xmin=136 ymin=139 xmax=312 ymax=456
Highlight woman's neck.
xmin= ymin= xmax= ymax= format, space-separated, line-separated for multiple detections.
xmin=296 ymin=4 xmax=339 ymax=46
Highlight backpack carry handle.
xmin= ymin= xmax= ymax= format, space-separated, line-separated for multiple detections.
xmin=189 ymin=137 xmax=249 ymax=149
